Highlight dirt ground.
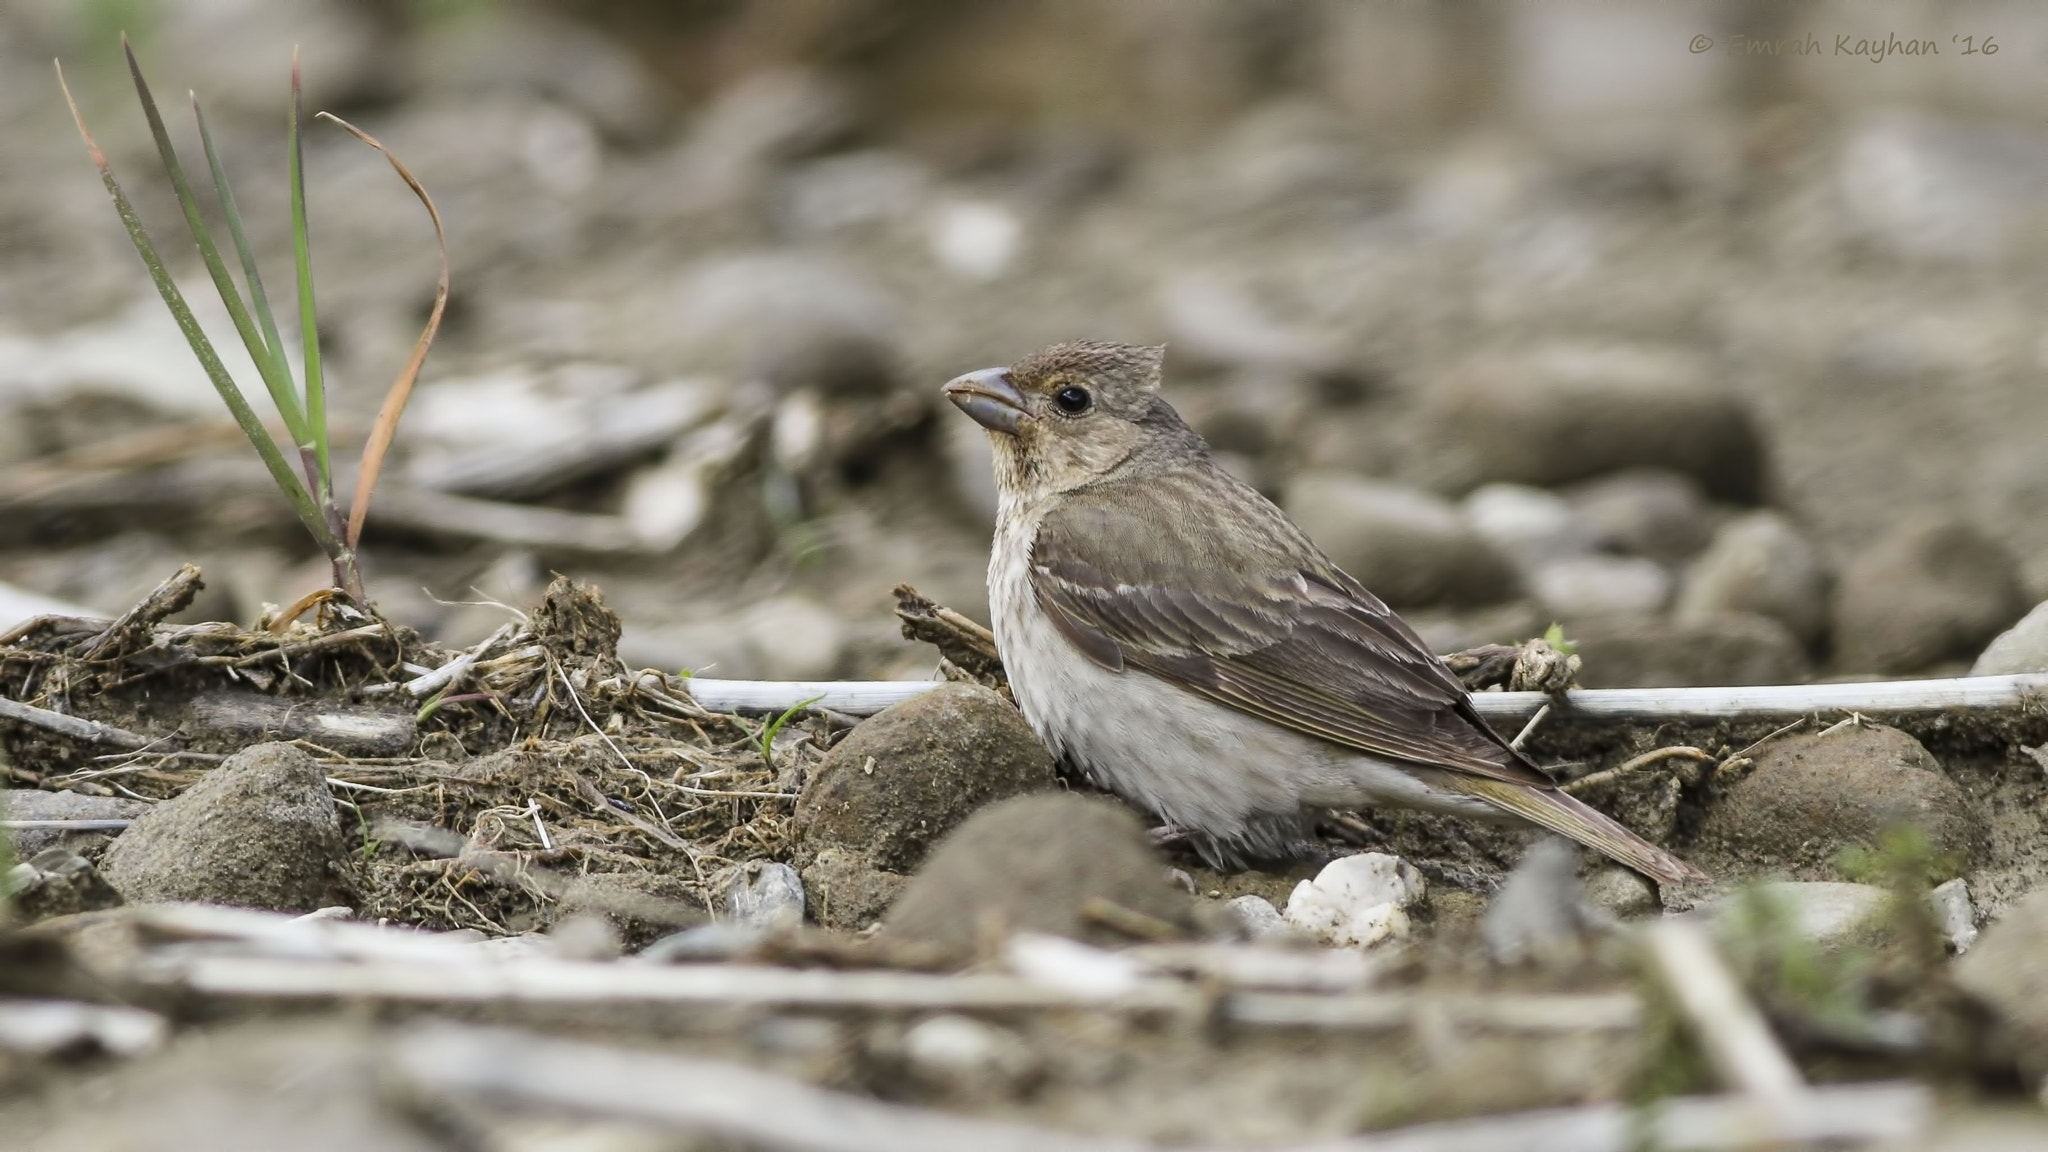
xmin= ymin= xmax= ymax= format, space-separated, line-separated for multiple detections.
xmin=8 ymin=1 xmax=2048 ymax=1146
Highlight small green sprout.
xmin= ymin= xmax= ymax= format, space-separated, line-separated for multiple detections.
xmin=757 ymin=695 xmax=823 ymax=765
xmin=1542 ymin=622 xmax=1578 ymax=656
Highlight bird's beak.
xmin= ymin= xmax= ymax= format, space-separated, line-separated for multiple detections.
xmin=943 ymin=367 xmax=1028 ymax=436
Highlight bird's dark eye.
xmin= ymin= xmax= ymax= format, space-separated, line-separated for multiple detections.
xmin=1053 ymin=385 xmax=1092 ymax=415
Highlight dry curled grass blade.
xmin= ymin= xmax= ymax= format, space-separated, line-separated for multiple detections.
xmin=316 ymin=111 xmax=449 ymax=550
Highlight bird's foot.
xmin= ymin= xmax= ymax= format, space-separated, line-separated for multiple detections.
xmin=1148 ymin=822 xmax=1193 ymax=845
xmin=1442 ymin=636 xmax=1582 ymax=693
xmin=1509 ymin=636 xmax=1581 ymax=693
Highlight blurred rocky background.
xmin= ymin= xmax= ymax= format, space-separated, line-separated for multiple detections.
xmin=5 ymin=0 xmax=2048 ymax=686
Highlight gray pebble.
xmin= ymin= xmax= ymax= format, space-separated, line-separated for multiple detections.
xmin=1223 ymin=894 xmax=1290 ymax=941
xmin=1581 ymin=865 xmax=1660 ymax=920
xmin=1284 ymin=472 xmax=1518 ymax=608
xmin=1955 ymin=884 xmax=2048 ymax=1080
xmin=101 ymin=743 xmax=347 ymax=913
xmin=1483 ymin=840 xmax=1602 ymax=965
xmin=796 ymin=682 xmax=1055 ymax=876
xmin=1409 ymin=343 xmax=1763 ymax=502
xmin=1971 ymin=599 xmax=2048 ymax=675
xmin=1463 ymin=483 xmax=1594 ymax=568
xmin=1678 ymin=511 xmax=1830 ymax=647
xmin=1832 ymin=513 xmax=2027 ymax=674
xmin=1570 ymin=612 xmax=1809 ymax=688
xmin=1697 ymin=723 xmax=1981 ymax=875
xmin=1565 ymin=470 xmax=1714 ymax=563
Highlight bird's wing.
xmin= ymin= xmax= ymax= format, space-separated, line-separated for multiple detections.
xmin=1028 ymin=466 xmax=1556 ymax=789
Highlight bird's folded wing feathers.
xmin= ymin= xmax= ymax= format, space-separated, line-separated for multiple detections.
xmin=1029 ymin=470 xmax=1556 ymax=789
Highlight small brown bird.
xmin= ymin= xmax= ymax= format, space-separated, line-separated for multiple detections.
xmin=944 ymin=340 xmax=1706 ymax=886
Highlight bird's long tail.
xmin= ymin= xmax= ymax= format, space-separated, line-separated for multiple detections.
xmin=1446 ymin=775 xmax=1710 ymax=887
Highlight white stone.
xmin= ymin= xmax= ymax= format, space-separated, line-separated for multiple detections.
xmin=1463 ymin=482 xmax=1590 ymax=566
xmin=1004 ymin=933 xmax=1144 ymax=998
xmin=0 ymin=1000 xmax=167 ymax=1058
xmin=780 ymin=151 xmax=930 ymax=236
xmin=1285 ymin=853 xmax=1424 ymax=949
xmin=622 ymin=415 xmax=754 ymax=552
xmin=721 ymin=861 xmax=805 ymax=930
xmin=0 ymin=581 xmax=98 ymax=636
xmin=1929 ymin=877 xmax=1978 ymax=955
xmin=1506 ymin=2 xmax=1728 ymax=164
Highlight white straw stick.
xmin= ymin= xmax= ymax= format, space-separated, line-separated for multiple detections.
xmin=679 ymin=673 xmax=2048 ymax=720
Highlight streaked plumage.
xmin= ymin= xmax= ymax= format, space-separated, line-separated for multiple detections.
xmin=946 ymin=341 xmax=1707 ymax=886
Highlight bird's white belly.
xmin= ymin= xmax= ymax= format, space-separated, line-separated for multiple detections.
xmin=988 ymin=511 xmax=1489 ymax=847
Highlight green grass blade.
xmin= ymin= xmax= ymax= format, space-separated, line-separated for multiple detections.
xmin=757 ymin=695 xmax=822 ymax=764
xmin=289 ymin=50 xmax=329 ymax=493
xmin=59 ymin=61 xmax=337 ymax=554
xmin=194 ymin=98 xmax=288 ymax=378
xmin=121 ymin=39 xmax=310 ymax=449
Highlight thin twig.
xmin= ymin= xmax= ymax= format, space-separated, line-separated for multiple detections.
xmin=671 ymin=785 xmax=793 ymax=801
xmin=1509 ymin=703 xmax=1550 ymax=751
xmin=0 ymin=695 xmax=151 ymax=749
xmin=1560 ymin=747 xmax=1717 ymax=796
xmin=527 ymin=797 xmax=553 ymax=852
xmin=574 ymin=778 xmax=692 ymax=853
xmin=76 ymin=563 xmax=202 ymax=660
xmin=405 ymin=622 xmax=514 ymax=698
xmin=1723 ymin=719 xmax=1807 ymax=764
xmin=204 ymin=623 xmax=389 ymax=667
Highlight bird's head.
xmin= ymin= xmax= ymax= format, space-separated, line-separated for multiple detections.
xmin=943 ymin=340 xmax=1202 ymax=501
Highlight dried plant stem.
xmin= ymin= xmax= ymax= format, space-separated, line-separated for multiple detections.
xmin=678 ymin=673 xmax=2048 ymax=720
xmin=0 ymin=696 xmax=150 ymax=749
xmin=315 ymin=111 xmax=449 ymax=552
